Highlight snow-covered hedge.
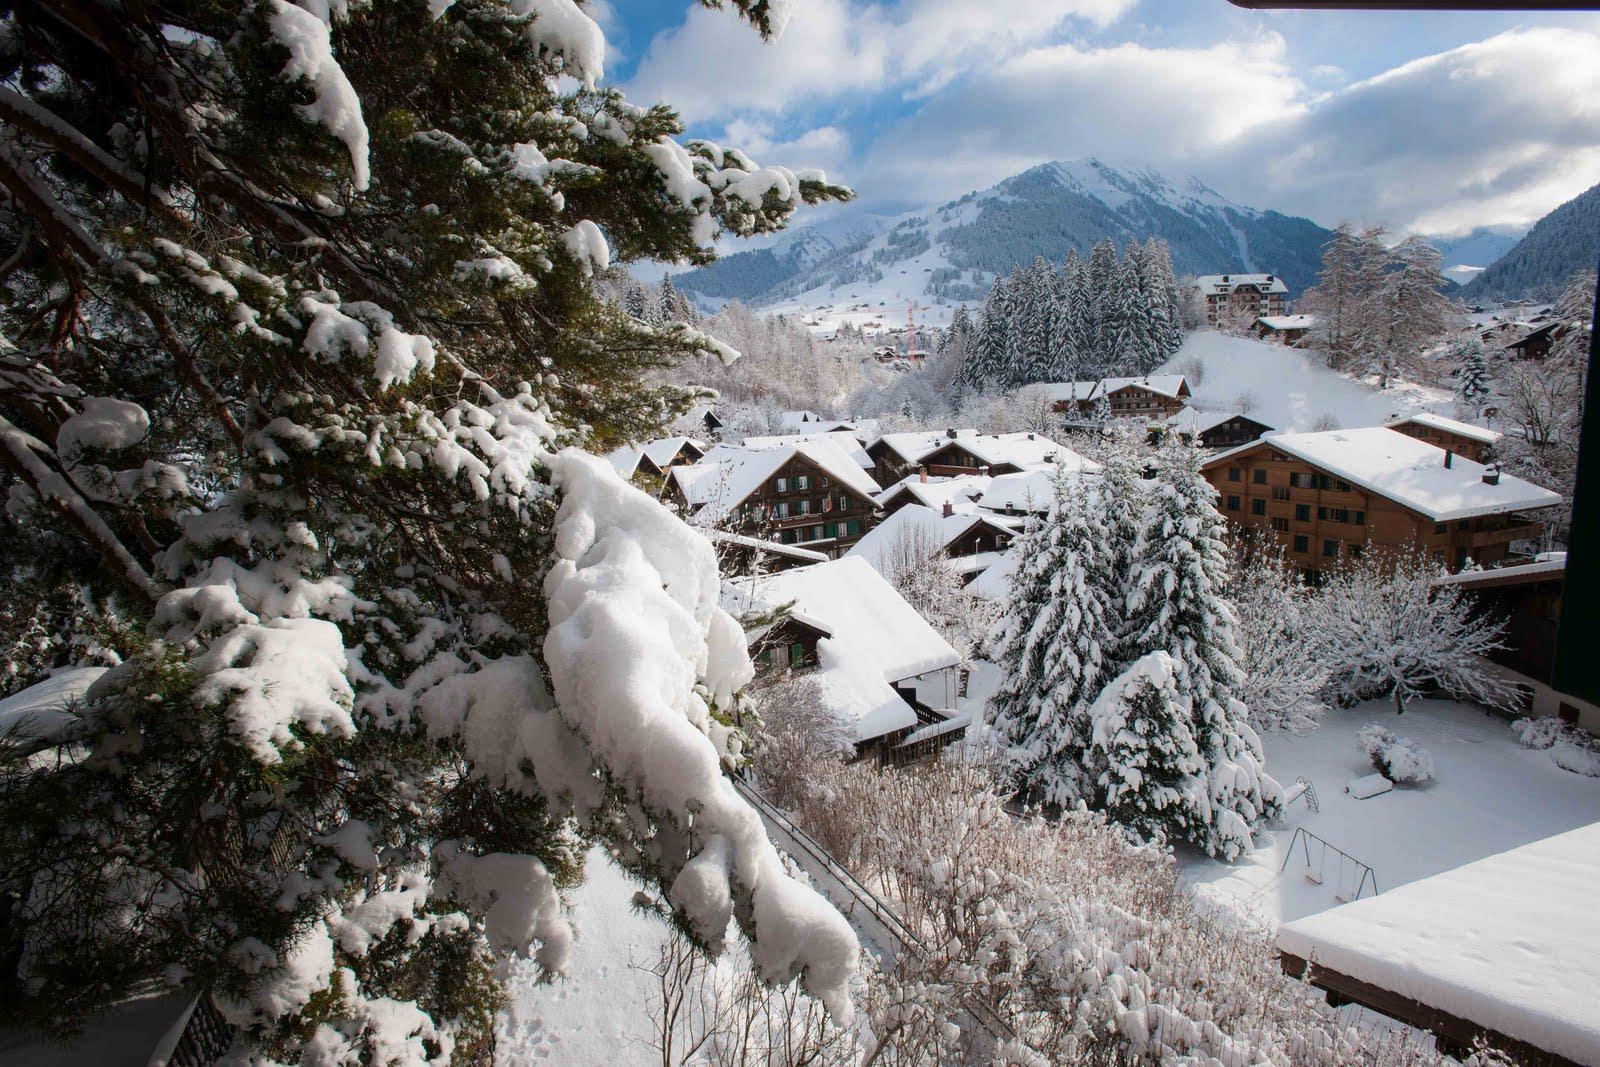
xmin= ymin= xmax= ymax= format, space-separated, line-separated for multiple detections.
xmin=1356 ymin=724 xmax=1435 ymax=784
xmin=1512 ymin=717 xmax=1600 ymax=777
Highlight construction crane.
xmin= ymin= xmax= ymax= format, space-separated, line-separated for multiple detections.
xmin=905 ymin=301 xmax=926 ymax=360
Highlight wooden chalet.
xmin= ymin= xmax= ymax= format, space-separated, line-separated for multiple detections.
xmin=1099 ymin=375 xmax=1190 ymax=419
xmin=1439 ymin=556 xmax=1598 ymax=731
xmin=669 ymin=440 xmax=882 ymax=556
xmin=724 ymin=558 xmax=970 ymax=765
xmin=1194 ymin=273 xmax=1288 ymax=326
xmin=1384 ymin=413 xmax=1501 ymax=464
xmin=847 ymin=502 xmax=1018 ymax=586
xmin=607 ymin=436 xmax=706 ymax=480
xmin=1166 ymin=407 xmax=1274 ymax=449
xmin=1254 ymin=314 xmax=1314 ymax=346
xmin=865 ymin=429 xmax=1078 ymax=486
xmin=1202 ymin=427 xmax=1561 ymax=576
xmin=873 ymin=472 xmax=992 ymax=517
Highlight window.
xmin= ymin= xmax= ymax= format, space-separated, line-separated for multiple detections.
xmin=1271 ymin=517 xmax=1289 ymax=532
xmin=1348 ymin=542 xmax=1364 ymax=560
xmin=795 ymin=499 xmax=810 ymax=515
xmin=1353 ymin=510 xmax=1366 ymax=525
xmin=774 ymin=501 xmax=790 ymax=518
xmin=795 ymin=474 xmax=810 ymax=490
xmin=1227 ymin=494 xmax=1241 ymax=511
xmin=824 ymin=520 xmax=839 ymax=539
xmin=1295 ymin=504 xmax=1310 ymax=522
xmin=1323 ymin=538 xmax=1340 ymax=558
xmin=1227 ymin=466 xmax=1242 ymax=482
xmin=1251 ymin=498 xmax=1266 ymax=516
xmin=1252 ymin=468 xmax=1267 ymax=485
xmin=1434 ymin=522 xmax=1447 ymax=534
xmin=1271 ymin=451 xmax=1289 ymax=462
xmin=1272 ymin=486 xmax=1290 ymax=501
xmin=810 ymin=525 xmax=825 ymax=542
xmin=773 ymin=476 xmax=788 ymax=493
xmin=788 ymin=642 xmax=807 ymax=668
xmin=820 ymin=476 xmax=830 ymax=488
xmin=1292 ymin=534 xmax=1309 ymax=553
xmin=846 ymin=519 xmax=863 ymax=537
xmin=837 ymin=493 xmax=851 ymax=512
xmin=1335 ymin=480 xmax=1352 ymax=493
xmin=1289 ymin=472 xmax=1311 ymax=489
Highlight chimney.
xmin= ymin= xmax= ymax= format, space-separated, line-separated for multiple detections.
xmin=981 ymin=466 xmax=992 ymax=478
xmin=1027 ymin=432 xmax=1035 ymax=440
xmin=918 ymin=466 xmax=928 ymax=484
xmin=1444 ymin=449 xmax=1454 ymax=469
xmin=1483 ymin=464 xmax=1501 ymax=486
xmin=946 ymin=427 xmax=958 ymax=439
xmin=1222 ymin=274 xmax=1230 ymax=283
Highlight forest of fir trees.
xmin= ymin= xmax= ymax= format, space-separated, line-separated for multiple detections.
xmin=948 ymin=237 xmax=1186 ymax=396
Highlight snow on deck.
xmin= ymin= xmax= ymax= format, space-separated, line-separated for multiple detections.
xmin=1221 ymin=426 xmax=1560 ymax=521
xmin=1277 ymin=822 xmax=1600 ymax=1065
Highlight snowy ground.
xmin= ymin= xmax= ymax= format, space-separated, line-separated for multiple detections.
xmin=1157 ymin=332 xmax=1456 ymax=433
xmin=497 ymin=848 xmax=676 ymax=1066
xmin=1181 ymin=699 xmax=1600 ymax=927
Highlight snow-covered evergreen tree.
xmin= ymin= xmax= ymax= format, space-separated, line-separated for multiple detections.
xmin=1085 ymin=238 xmax=1121 ymax=372
xmin=1089 ymin=652 xmax=1209 ymax=848
xmin=989 ymin=465 xmax=1119 ymax=807
xmin=1122 ymin=436 xmax=1279 ymax=859
xmin=961 ymin=275 xmax=1011 ymax=393
xmin=0 ymin=0 xmax=858 ymax=1054
xmin=1050 ymin=250 xmax=1087 ymax=381
xmin=1454 ymin=335 xmax=1493 ymax=416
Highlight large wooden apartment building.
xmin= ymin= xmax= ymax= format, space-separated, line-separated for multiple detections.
xmin=1202 ymin=427 xmax=1561 ymax=575
xmin=1194 ymin=273 xmax=1288 ymax=326
xmin=1043 ymin=375 xmax=1191 ymax=422
xmin=668 ymin=439 xmax=882 ymax=556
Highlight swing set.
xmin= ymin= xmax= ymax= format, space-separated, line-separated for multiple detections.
xmin=1280 ymin=826 xmax=1379 ymax=903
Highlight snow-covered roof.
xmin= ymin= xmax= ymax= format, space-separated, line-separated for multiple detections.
xmin=845 ymin=503 xmax=1010 ymax=575
xmin=1033 ymin=380 xmax=1101 ymax=402
xmin=1100 ymin=374 xmax=1188 ymax=400
xmin=671 ymin=440 xmax=882 ymax=522
xmin=776 ymin=409 xmax=853 ymax=433
xmin=872 ymin=428 xmax=1096 ymax=473
xmin=1436 ymin=552 xmax=1566 ymax=587
xmin=0 ymin=666 xmax=107 ymax=742
xmin=1166 ymin=407 xmax=1261 ymax=434
xmin=1207 ymin=427 xmax=1561 ymax=522
xmin=723 ymin=557 xmax=961 ymax=739
xmin=974 ymin=467 xmax=1089 ymax=515
xmin=742 ymin=431 xmax=871 ymax=469
xmin=606 ymin=436 xmax=703 ymax=478
xmin=1257 ymin=314 xmax=1315 ymax=331
xmin=1385 ymin=412 xmax=1503 ymax=446
xmin=1194 ymin=273 xmax=1288 ymax=296
xmin=1277 ymin=822 xmax=1600 ymax=1065
xmin=873 ymin=473 xmax=991 ymax=512
xmin=967 ymin=546 xmax=1021 ymax=599
xmin=706 ymin=529 xmax=829 ymax=564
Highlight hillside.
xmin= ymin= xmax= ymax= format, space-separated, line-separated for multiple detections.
xmin=1159 ymin=332 xmax=1453 ymax=433
xmin=1428 ymin=226 xmax=1524 ymax=274
xmin=1462 ymin=181 xmax=1600 ymax=301
xmin=677 ymin=159 xmax=1333 ymax=324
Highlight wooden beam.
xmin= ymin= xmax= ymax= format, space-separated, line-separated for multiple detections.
xmin=1279 ymin=952 xmax=1582 ymax=1067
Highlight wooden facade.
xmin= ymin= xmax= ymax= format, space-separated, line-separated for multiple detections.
xmin=1387 ymin=419 xmax=1496 ymax=464
xmin=1188 ymin=414 xmax=1274 ymax=449
xmin=1205 ymin=444 xmax=1544 ymax=575
xmin=1104 ymin=381 xmax=1188 ymax=419
xmin=677 ymin=452 xmax=879 ymax=556
xmin=866 ymin=435 xmax=1024 ymax=485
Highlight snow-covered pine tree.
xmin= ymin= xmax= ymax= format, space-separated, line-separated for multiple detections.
xmin=1088 ymin=651 xmax=1208 ymax=848
xmin=0 ymin=0 xmax=859 ymax=1054
xmin=1085 ymin=239 xmax=1121 ymax=373
xmin=1122 ymin=435 xmax=1279 ymax=859
xmin=1454 ymin=335 xmax=1492 ymax=417
xmin=1002 ymin=263 xmax=1032 ymax=389
xmin=1146 ymin=238 xmax=1185 ymax=362
xmin=1049 ymin=250 xmax=1086 ymax=382
xmin=989 ymin=465 xmax=1119 ymax=807
xmin=658 ymin=271 xmax=700 ymax=325
xmin=1115 ymin=239 xmax=1159 ymax=372
xmin=962 ymin=274 xmax=1011 ymax=394
xmin=1017 ymin=256 xmax=1056 ymax=385
xmin=1096 ymin=421 xmax=1150 ymax=629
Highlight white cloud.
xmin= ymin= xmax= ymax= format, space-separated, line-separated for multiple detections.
xmin=623 ymin=0 xmax=1136 ymax=124
xmin=720 ymin=119 xmax=853 ymax=177
xmin=855 ymin=26 xmax=1600 ymax=233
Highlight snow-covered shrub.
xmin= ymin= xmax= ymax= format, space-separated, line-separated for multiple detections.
xmin=771 ymin=755 xmax=1450 ymax=1065
xmin=1513 ymin=717 xmax=1600 ymax=777
xmin=1227 ymin=532 xmax=1328 ymax=733
xmin=1356 ymin=724 xmax=1435 ymax=784
xmin=1510 ymin=716 xmax=1566 ymax=749
xmin=1313 ymin=548 xmax=1515 ymax=714
xmin=747 ymin=675 xmax=855 ymax=811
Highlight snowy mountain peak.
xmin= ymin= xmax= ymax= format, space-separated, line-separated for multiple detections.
xmin=676 ymin=159 xmax=1332 ymax=327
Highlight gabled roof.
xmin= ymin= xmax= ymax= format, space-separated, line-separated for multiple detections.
xmin=607 ymin=435 xmax=704 ymax=478
xmin=1100 ymin=374 xmax=1189 ymax=400
xmin=670 ymin=440 xmax=882 ymax=523
xmin=722 ymin=557 xmax=960 ymax=740
xmin=1205 ymin=427 xmax=1561 ymax=522
xmin=776 ymin=409 xmax=853 ymax=433
xmin=1194 ymin=273 xmax=1288 ymax=296
xmin=974 ymin=467 xmax=1089 ymax=515
xmin=845 ymin=503 xmax=1013 ymax=575
xmin=1385 ymin=412 xmax=1503 ymax=446
xmin=742 ymin=430 xmax=871 ymax=469
xmin=873 ymin=473 xmax=992 ymax=512
xmin=1257 ymin=314 xmax=1316 ymax=331
xmin=1033 ymin=380 xmax=1101 ymax=402
xmin=706 ymin=529 xmax=829 ymax=565
xmin=872 ymin=428 xmax=1096 ymax=472
xmin=1167 ymin=407 xmax=1272 ymax=435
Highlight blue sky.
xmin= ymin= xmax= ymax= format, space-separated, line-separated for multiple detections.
xmin=597 ymin=0 xmax=1600 ymax=237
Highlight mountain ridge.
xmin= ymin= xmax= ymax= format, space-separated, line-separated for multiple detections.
xmin=1461 ymin=181 xmax=1600 ymax=301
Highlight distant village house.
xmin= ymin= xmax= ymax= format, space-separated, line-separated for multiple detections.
xmin=1194 ymin=273 xmax=1289 ymax=326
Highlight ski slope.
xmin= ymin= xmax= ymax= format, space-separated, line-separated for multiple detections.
xmin=1157 ymin=332 xmax=1456 ymax=434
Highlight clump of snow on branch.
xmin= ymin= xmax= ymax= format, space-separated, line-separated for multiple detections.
xmin=54 ymin=397 xmax=149 ymax=460
xmin=541 ymin=449 xmax=858 ymax=1017
xmin=510 ymin=0 xmax=606 ymax=86
xmin=267 ymin=0 xmax=371 ymax=190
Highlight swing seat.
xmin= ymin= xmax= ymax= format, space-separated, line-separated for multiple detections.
xmin=1303 ymin=867 xmax=1324 ymax=885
